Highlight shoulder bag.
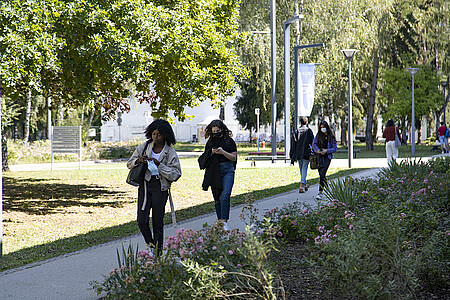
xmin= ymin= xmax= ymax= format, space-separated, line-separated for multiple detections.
xmin=309 ymin=145 xmax=322 ymax=169
xmin=126 ymin=141 xmax=150 ymax=186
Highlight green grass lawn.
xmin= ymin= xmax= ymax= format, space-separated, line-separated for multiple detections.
xmin=1 ymin=158 xmax=366 ymax=271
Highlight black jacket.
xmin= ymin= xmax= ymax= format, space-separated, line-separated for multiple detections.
xmin=198 ymin=148 xmax=222 ymax=191
xmin=290 ymin=126 xmax=314 ymax=164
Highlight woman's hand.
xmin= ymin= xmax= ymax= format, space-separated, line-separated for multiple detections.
xmin=137 ymin=156 xmax=148 ymax=163
xmin=148 ymin=157 xmax=160 ymax=166
xmin=320 ymin=149 xmax=327 ymax=155
xmin=212 ymin=147 xmax=224 ymax=155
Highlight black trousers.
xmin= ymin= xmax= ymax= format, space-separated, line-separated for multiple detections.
xmin=137 ymin=177 xmax=168 ymax=254
xmin=318 ymin=156 xmax=331 ymax=192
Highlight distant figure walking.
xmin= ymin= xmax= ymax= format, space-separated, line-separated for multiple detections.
xmin=438 ymin=122 xmax=449 ymax=153
xmin=290 ymin=116 xmax=314 ymax=193
xmin=312 ymin=120 xmax=337 ymax=200
xmin=382 ymin=119 xmax=401 ymax=164
xmin=127 ymin=120 xmax=182 ymax=256
xmin=198 ymin=120 xmax=237 ymax=231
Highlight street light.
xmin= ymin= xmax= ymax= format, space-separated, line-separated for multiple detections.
xmin=255 ymin=108 xmax=260 ymax=153
xmin=341 ymin=49 xmax=359 ymax=168
xmin=407 ymin=68 xmax=419 ymax=157
xmin=442 ymin=80 xmax=448 ymax=124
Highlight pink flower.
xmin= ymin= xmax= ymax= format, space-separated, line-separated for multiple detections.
xmin=291 ymin=220 xmax=297 ymax=225
xmin=228 ymin=250 xmax=234 ymax=255
xmin=362 ymin=190 xmax=369 ymax=195
xmin=140 ymin=277 xmax=146 ymax=283
xmin=400 ymin=213 xmax=406 ymax=219
xmin=212 ymin=246 xmax=217 ymax=250
xmin=237 ymin=264 xmax=242 ymax=267
xmin=423 ymin=179 xmax=428 ymax=183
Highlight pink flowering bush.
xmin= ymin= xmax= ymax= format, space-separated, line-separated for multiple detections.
xmin=92 ymin=223 xmax=278 ymax=299
xmin=258 ymin=157 xmax=449 ymax=299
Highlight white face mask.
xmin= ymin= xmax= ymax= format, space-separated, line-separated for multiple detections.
xmin=321 ymin=127 xmax=327 ymax=133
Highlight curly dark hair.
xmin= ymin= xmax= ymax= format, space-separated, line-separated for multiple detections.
xmin=144 ymin=119 xmax=176 ymax=146
xmin=204 ymin=119 xmax=233 ymax=139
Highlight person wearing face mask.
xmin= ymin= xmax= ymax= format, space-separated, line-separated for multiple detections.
xmin=198 ymin=119 xmax=237 ymax=231
xmin=127 ymin=119 xmax=182 ymax=256
xmin=312 ymin=120 xmax=337 ymax=200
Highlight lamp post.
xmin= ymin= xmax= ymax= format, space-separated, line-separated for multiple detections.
xmin=255 ymin=108 xmax=260 ymax=153
xmin=407 ymin=68 xmax=419 ymax=157
xmin=341 ymin=49 xmax=359 ymax=168
xmin=270 ymin=0 xmax=277 ymax=156
xmin=442 ymin=80 xmax=448 ymax=124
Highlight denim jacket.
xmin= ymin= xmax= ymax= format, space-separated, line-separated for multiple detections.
xmin=312 ymin=135 xmax=337 ymax=160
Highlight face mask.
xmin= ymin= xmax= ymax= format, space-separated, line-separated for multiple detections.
xmin=212 ymin=132 xmax=223 ymax=138
xmin=148 ymin=161 xmax=159 ymax=175
xmin=321 ymin=128 xmax=327 ymax=133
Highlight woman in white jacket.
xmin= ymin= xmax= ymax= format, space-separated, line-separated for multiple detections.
xmin=127 ymin=119 xmax=181 ymax=255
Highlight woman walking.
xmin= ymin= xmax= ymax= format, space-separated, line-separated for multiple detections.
xmin=312 ymin=120 xmax=337 ymax=200
xmin=198 ymin=120 xmax=237 ymax=231
xmin=382 ymin=119 xmax=401 ymax=164
xmin=127 ymin=119 xmax=181 ymax=255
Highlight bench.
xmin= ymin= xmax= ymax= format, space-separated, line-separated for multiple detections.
xmin=245 ymin=155 xmax=290 ymax=166
xmin=247 ymin=151 xmax=285 ymax=156
xmin=335 ymin=149 xmax=361 ymax=158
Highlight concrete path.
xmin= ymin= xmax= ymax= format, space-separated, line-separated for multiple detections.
xmin=1 ymin=154 xmax=447 ymax=299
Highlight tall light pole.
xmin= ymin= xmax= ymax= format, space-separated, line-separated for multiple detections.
xmin=442 ymin=80 xmax=448 ymax=124
xmin=255 ymin=108 xmax=260 ymax=153
xmin=270 ymin=0 xmax=277 ymax=156
xmin=341 ymin=49 xmax=359 ymax=168
xmin=408 ymin=68 xmax=419 ymax=157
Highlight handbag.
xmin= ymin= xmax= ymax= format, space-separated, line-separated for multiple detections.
xmin=309 ymin=153 xmax=321 ymax=169
xmin=126 ymin=141 xmax=150 ymax=186
xmin=394 ymin=127 xmax=401 ymax=148
xmin=309 ymin=145 xmax=322 ymax=169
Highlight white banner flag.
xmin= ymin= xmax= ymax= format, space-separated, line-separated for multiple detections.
xmin=297 ymin=63 xmax=316 ymax=116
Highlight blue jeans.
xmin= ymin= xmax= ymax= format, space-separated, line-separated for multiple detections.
xmin=211 ymin=161 xmax=235 ymax=220
xmin=298 ymin=159 xmax=309 ymax=184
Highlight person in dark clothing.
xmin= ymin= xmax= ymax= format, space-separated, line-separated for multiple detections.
xmin=201 ymin=119 xmax=237 ymax=231
xmin=312 ymin=120 xmax=337 ymax=200
xmin=290 ymin=116 xmax=314 ymax=193
xmin=127 ymin=120 xmax=181 ymax=256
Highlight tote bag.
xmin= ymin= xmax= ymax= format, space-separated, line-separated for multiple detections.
xmin=126 ymin=141 xmax=149 ymax=186
xmin=309 ymin=153 xmax=321 ymax=169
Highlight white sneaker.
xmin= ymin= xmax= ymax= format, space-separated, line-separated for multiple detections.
xmin=316 ymin=192 xmax=325 ymax=200
xmin=223 ymin=222 xmax=230 ymax=231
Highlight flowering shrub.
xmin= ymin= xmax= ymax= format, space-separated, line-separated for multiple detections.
xmin=92 ymin=223 xmax=279 ymax=299
xmin=258 ymin=157 xmax=449 ymax=298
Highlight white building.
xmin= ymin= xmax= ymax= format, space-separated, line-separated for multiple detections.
xmin=100 ymin=89 xmax=275 ymax=143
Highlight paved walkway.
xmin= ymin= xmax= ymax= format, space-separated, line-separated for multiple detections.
xmin=1 ymin=155 xmax=446 ymax=299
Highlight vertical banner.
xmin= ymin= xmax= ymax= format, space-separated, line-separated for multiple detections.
xmin=297 ymin=63 xmax=316 ymax=116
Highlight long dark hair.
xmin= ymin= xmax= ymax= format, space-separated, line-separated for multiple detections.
xmin=317 ymin=120 xmax=335 ymax=146
xmin=144 ymin=119 xmax=176 ymax=146
xmin=386 ymin=119 xmax=395 ymax=127
xmin=205 ymin=119 xmax=233 ymax=139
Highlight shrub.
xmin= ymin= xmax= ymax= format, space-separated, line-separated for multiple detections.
xmin=92 ymin=223 xmax=279 ymax=299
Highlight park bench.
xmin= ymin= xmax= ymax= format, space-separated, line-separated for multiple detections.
xmin=247 ymin=151 xmax=285 ymax=156
xmin=335 ymin=149 xmax=361 ymax=158
xmin=245 ymin=155 xmax=290 ymax=166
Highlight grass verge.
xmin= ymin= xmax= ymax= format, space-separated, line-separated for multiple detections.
xmin=1 ymin=160 xmax=366 ymax=271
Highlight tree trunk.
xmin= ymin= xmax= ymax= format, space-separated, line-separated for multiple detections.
xmin=365 ymin=46 xmax=379 ymax=151
xmin=57 ymin=101 xmax=64 ymax=125
xmin=24 ymin=89 xmax=32 ymax=145
xmin=2 ymin=133 xmax=8 ymax=171
xmin=340 ymin=116 xmax=347 ymax=146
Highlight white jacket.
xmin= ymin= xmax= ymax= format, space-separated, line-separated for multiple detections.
xmin=127 ymin=141 xmax=182 ymax=191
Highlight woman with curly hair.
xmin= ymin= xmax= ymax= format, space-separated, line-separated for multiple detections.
xmin=127 ymin=119 xmax=181 ymax=255
xmin=198 ymin=119 xmax=237 ymax=231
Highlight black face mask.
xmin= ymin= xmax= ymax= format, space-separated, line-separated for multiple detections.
xmin=211 ymin=132 xmax=223 ymax=139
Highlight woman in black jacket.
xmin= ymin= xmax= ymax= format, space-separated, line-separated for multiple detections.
xmin=199 ymin=120 xmax=237 ymax=231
